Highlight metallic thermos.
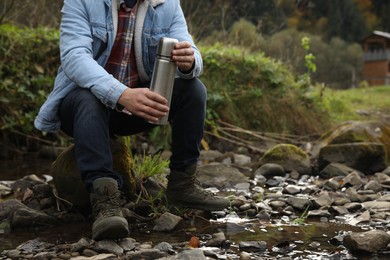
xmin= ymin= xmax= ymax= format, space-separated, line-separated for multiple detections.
xmin=149 ymin=37 xmax=178 ymax=125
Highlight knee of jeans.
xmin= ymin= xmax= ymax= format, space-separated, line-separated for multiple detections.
xmin=73 ymin=89 xmax=107 ymax=115
xmin=184 ymin=78 xmax=207 ymax=104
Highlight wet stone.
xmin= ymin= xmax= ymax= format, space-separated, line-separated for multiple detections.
xmin=375 ymin=172 xmax=390 ymax=184
xmin=118 ymin=238 xmax=136 ymax=252
xmin=57 ymin=253 xmax=72 ymax=259
xmin=345 ymin=202 xmax=362 ymax=211
xmin=6 ymin=249 xmax=21 ymax=259
xmin=313 ymin=192 xmax=333 ymax=208
xmin=172 ymin=249 xmax=206 ymax=260
xmin=255 ymin=163 xmax=285 ymax=178
xmin=332 ymin=197 xmax=351 ymax=206
xmin=269 ymin=200 xmax=286 ymax=209
xmin=323 ymin=178 xmax=341 ymax=190
xmin=286 ymin=197 xmax=311 ymax=211
xmin=239 ymin=241 xmax=267 ymax=252
xmin=330 ymin=206 xmax=349 ymax=215
xmin=153 ymin=242 xmax=173 ymax=253
xmin=344 ymin=230 xmax=390 ymax=253
xmin=342 ymin=172 xmax=362 ymax=187
xmin=153 ymin=212 xmax=182 ymax=232
xmin=283 ymin=185 xmax=301 ymax=195
xmin=94 ymin=240 xmax=124 ymax=255
xmin=206 ymin=232 xmax=226 ymax=247
xmin=364 ymin=180 xmax=382 ymax=192
xmin=83 ymin=249 xmax=98 ymax=257
xmin=71 ymin=238 xmax=91 ymax=252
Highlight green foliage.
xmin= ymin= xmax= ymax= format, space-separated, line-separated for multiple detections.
xmin=298 ymin=36 xmax=317 ymax=90
xmin=200 ymin=44 xmax=331 ymax=135
xmin=130 ymin=152 xmax=169 ymax=180
xmin=130 ymin=152 xmax=169 ymax=217
xmin=292 ymin=205 xmax=310 ymax=225
xmin=0 ymin=24 xmax=61 ymax=151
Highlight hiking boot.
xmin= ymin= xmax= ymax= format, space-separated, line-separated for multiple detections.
xmin=166 ymin=164 xmax=229 ymax=211
xmin=90 ymin=177 xmax=129 ymax=240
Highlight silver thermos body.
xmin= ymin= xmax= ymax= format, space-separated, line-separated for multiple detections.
xmin=149 ymin=37 xmax=178 ymax=125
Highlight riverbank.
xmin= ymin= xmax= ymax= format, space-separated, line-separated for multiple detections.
xmin=1 ymin=126 xmax=390 ymax=259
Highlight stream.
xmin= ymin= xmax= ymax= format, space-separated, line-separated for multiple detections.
xmin=0 ymin=156 xmax=389 ymax=259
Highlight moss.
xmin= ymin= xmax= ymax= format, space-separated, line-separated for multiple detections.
xmin=261 ymin=144 xmax=308 ymax=161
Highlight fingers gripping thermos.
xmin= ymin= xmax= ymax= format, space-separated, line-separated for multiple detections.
xmin=149 ymin=37 xmax=178 ymax=125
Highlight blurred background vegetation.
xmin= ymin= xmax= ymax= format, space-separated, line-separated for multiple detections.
xmin=1 ymin=0 xmax=390 ymax=158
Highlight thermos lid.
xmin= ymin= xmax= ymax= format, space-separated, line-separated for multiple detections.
xmin=157 ymin=37 xmax=179 ymax=57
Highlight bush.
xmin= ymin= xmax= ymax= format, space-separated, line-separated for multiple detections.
xmin=200 ymin=45 xmax=331 ymax=135
xmin=0 ymin=25 xmax=60 ymax=153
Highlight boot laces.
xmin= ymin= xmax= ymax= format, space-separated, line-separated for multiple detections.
xmin=192 ymin=177 xmax=221 ymax=201
xmin=92 ymin=190 xmax=122 ymax=217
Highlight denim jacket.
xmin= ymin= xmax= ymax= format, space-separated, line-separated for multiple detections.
xmin=34 ymin=0 xmax=203 ymax=133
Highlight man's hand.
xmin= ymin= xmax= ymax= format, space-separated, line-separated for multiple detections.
xmin=118 ymin=88 xmax=169 ymax=122
xmin=172 ymin=41 xmax=195 ymax=72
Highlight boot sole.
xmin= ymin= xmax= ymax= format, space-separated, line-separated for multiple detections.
xmin=92 ymin=216 xmax=129 ymax=240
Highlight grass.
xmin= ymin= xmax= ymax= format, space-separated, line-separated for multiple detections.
xmin=318 ymin=85 xmax=390 ymax=125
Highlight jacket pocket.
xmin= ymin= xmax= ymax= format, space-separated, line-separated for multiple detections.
xmin=91 ymin=24 xmax=108 ymax=59
xmin=146 ymin=29 xmax=169 ymax=72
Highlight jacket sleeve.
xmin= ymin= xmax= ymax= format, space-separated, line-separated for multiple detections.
xmin=169 ymin=0 xmax=203 ymax=79
xmin=59 ymin=0 xmax=127 ymax=109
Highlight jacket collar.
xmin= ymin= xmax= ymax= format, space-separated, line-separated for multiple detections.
xmin=112 ymin=0 xmax=165 ymax=9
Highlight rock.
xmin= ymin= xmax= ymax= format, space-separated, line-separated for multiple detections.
xmin=313 ymin=192 xmax=333 ymax=208
xmin=286 ymin=197 xmax=311 ymax=211
xmin=323 ymin=178 xmax=341 ymax=190
xmin=197 ymin=163 xmax=249 ymax=188
xmin=312 ymin=121 xmax=390 ymax=162
xmin=318 ymin=142 xmax=387 ymax=174
xmin=199 ymin=150 xmax=224 ymax=162
xmin=375 ymin=172 xmax=390 ymax=184
xmin=71 ymin=254 xmax=116 ymax=260
xmin=71 ymin=238 xmax=92 ymax=252
xmin=171 ymin=249 xmax=206 ymax=260
xmin=364 ymin=180 xmax=382 ymax=192
xmin=51 ymin=138 xmax=134 ymax=213
xmin=11 ymin=206 xmax=59 ymax=228
xmin=205 ymin=232 xmax=226 ymax=247
xmin=0 ymin=199 xmax=25 ymax=220
xmin=254 ymin=163 xmax=285 ymax=178
xmin=307 ymin=210 xmax=331 ymax=218
xmin=117 ymin=238 xmax=136 ymax=252
xmin=344 ymin=230 xmax=390 ymax=253
xmin=239 ymin=241 xmax=267 ymax=252
xmin=239 ymin=251 xmax=252 ymax=260
xmin=257 ymin=144 xmax=311 ymax=176
xmin=348 ymin=210 xmax=371 ymax=225
xmin=330 ymin=206 xmax=349 ymax=215
xmin=153 ymin=242 xmax=173 ymax=253
xmin=153 ymin=212 xmax=182 ymax=232
xmin=233 ymin=153 xmax=252 ymax=165
xmin=283 ymin=185 xmax=301 ymax=195
xmin=342 ymin=172 xmax=363 ymax=187
xmin=319 ymin=163 xmax=356 ymax=178
xmin=125 ymin=249 xmax=166 ymax=259
xmin=362 ymin=201 xmax=390 ymax=210
xmin=94 ymin=240 xmax=123 ymax=255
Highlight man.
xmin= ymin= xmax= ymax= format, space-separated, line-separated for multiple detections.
xmin=34 ymin=0 xmax=228 ymax=240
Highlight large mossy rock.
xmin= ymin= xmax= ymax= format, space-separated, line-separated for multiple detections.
xmin=318 ymin=142 xmax=387 ymax=174
xmin=312 ymin=121 xmax=390 ymax=162
xmin=257 ymin=144 xmax=311 ymax=175
xmin=50 ymin=138 xmax=135 ymax=214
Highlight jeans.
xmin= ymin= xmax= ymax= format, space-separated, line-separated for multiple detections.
xmin=58 ymin=78 xmax=206 ymax=188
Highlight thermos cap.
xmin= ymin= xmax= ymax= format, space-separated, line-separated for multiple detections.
xmin=157 ymin=37 xmax=179 ymax=57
